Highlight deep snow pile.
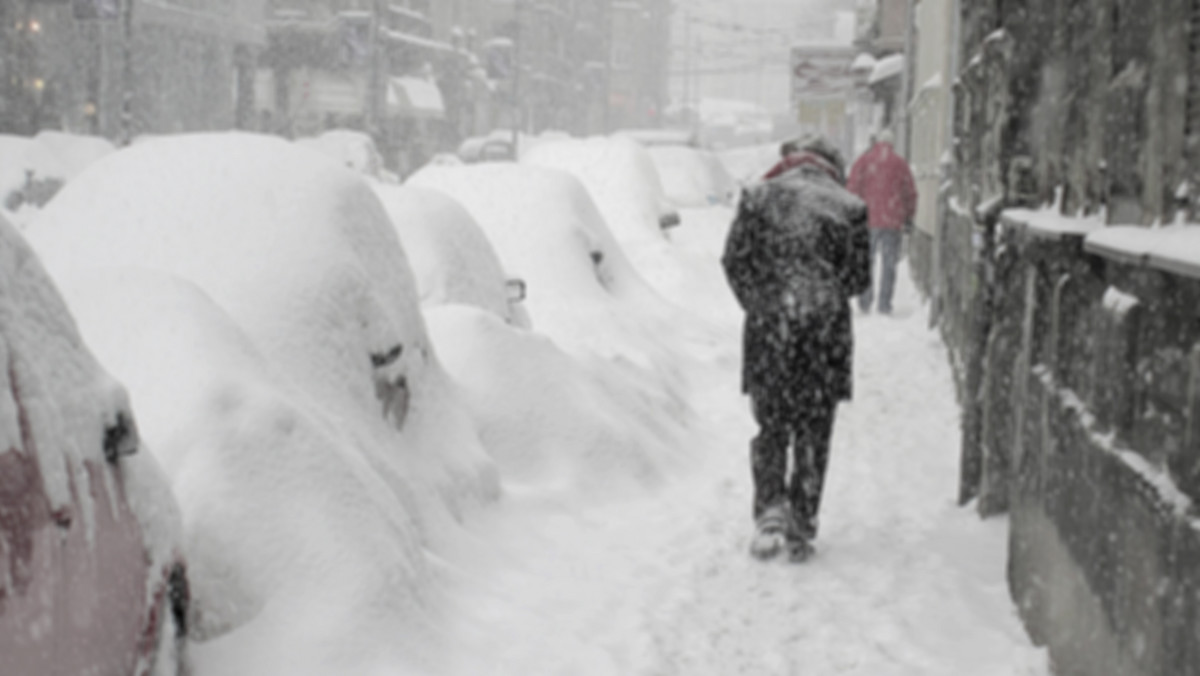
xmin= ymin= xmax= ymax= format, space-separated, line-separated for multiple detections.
xmin=25 ymin=133 xmax=499 ymax=676
xmin=407 ymin=162 xmax=698 ymax=371
xmin=522 ymin=136 xmax=671 ymax=246
xmin=406 ymin=162 xmax=699 ymax=494
xmin=648 ymin=145 xmax=736 ymax=209
xmin=295 ymin=129 xmax=395 ymax=182
xmin=516 ymin=138 xmax=741 ymax=327
xmin=371 ymin=183 xmax=525 ymax=327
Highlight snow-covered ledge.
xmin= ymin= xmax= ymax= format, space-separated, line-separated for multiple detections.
xmin=1084 ymin=224 xmax=1200 ymax=279
xmin=999 ymin=207 xmax=1105 ymax=241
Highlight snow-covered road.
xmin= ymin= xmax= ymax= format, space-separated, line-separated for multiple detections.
xmin=440 ymin=269 xmax=1051 ymax=676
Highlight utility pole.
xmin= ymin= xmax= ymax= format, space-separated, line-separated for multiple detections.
xmin=366 ymin=0 xmax=385 ymax=142
xmin=0 ymin=1 xmax=10 ymax=133
xmin=600 ymin=0 xmax=609 ymax=134
xmin=120 ymin=0 xmax=135 ymax=145
xmin=511 ymin=0 xmax=522 ymax=156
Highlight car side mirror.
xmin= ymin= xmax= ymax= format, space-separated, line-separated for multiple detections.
xmin=103 ymin=411 xmax=138 ymax=464
xmin=506 ymin=278 xmax=526 ymax=303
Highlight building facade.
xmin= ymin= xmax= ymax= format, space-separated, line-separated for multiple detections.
xmin=1 ymin=0 xmax=265 ymax=138
xmin=929 ymin=3 xmax=1200 ymax=674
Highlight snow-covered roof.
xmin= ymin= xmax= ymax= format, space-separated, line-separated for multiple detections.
xmin=869 ymin=54 xmax=905 ymax=85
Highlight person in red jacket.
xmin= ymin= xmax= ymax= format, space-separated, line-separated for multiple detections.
xmin=845 ymin=129 xmax=916 ymax=314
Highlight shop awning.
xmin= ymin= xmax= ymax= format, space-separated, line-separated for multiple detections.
xmin=387 ymin=77 xmax=445 ymax=120
xmin=869 ymin=54 xmax=905 ymax=85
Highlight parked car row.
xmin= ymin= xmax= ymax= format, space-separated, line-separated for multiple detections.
xmin=0 ymin=127 xmax=744 ymax=674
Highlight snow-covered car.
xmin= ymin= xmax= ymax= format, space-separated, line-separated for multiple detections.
xmin=513 ymin=137 xmax=738 ymax=323
xmin=0 ymin=214 xmax=187 ymax=676
xmin=613 ymin=127 xmax=700 ymax=148
xmin=295 ymin=129 xmax=398 ymax=182
xmin=372 ymin=183 xmax=531 ymax=328
xmin=25 ymin=133 xmax=499 ymax=675
xmin=647 ymin=145 xmax=737 ymax=208
xmin=407 ymin=162 xmax=706 ymax=379
xmin=522 ymin=135 xmax=681 ymax=242
xmin=457 ymin=131 xmax=515 ymax=163
xmin=407 ymin=162 xmax=700 ymax=494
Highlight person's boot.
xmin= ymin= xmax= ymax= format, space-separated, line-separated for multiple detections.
xmin=749 ymin=504 xmax=791 ymax=560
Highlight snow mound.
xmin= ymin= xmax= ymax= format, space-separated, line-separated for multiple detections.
xmin=408 ymin=162 xmax=700 ymax=489
xmin=295 ymin=129 xmax=393 ymax=181
xmin=426 ymin=305 xmax=683 ymax=497
xmin=434 ymin=147 xmax=735 ymax=331
xmin=25 ymin=133 xmax=499 ymax=675
xmin=372 ymin=183 xmax=527 ymax=327
xmin=522 ymin=135 xmax=671 ymax=245
xmin=648 ymin=145 xmax=736 ymax=208
xmin=407 ymin=162 xmax=685 ymax=367
xmin=55 ymin=267 xmax=452 ymax=675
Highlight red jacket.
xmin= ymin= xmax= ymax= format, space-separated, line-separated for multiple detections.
xmin=846 ymin=142 xmax=917 ymax=230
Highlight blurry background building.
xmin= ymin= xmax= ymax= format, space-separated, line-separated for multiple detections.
xmin=1 ymin=0 xmax=266 ymax=139
xmin=1 ymin=0 xmax=671 ymax=173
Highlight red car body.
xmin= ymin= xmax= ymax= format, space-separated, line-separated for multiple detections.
xmin=0 ymin=216 xmax=187 ymax=676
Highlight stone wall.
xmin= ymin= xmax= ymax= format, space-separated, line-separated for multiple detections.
xmin=966 ymin=213 xmax=1200 ymax=675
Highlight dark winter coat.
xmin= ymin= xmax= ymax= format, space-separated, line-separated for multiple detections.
xmin=846 ymin=142 xmax=917 ymax=231
xmin=722 ymin=162 xmax=871 ymax=405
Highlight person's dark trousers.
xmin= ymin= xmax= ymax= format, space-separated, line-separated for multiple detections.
xmin=750 ymin=389 xmax=837 ymax=539
xmin=858 ymin=228 xmax=902 ymax=313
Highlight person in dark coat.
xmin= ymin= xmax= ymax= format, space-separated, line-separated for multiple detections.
xmin=846 ymin=129 xmax=917 ymax=314
xmin=722 ymin=134 xmax=871 ymax=560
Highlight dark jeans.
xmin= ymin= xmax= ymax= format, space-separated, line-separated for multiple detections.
xmin=750 ymin=389 xmax=836 ymax=539
xmin=859 ymin=228 xmax=902 ymax=313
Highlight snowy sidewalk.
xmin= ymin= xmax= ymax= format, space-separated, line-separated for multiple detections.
xmin=440 ymin=270 xmax=1051 ymax=676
